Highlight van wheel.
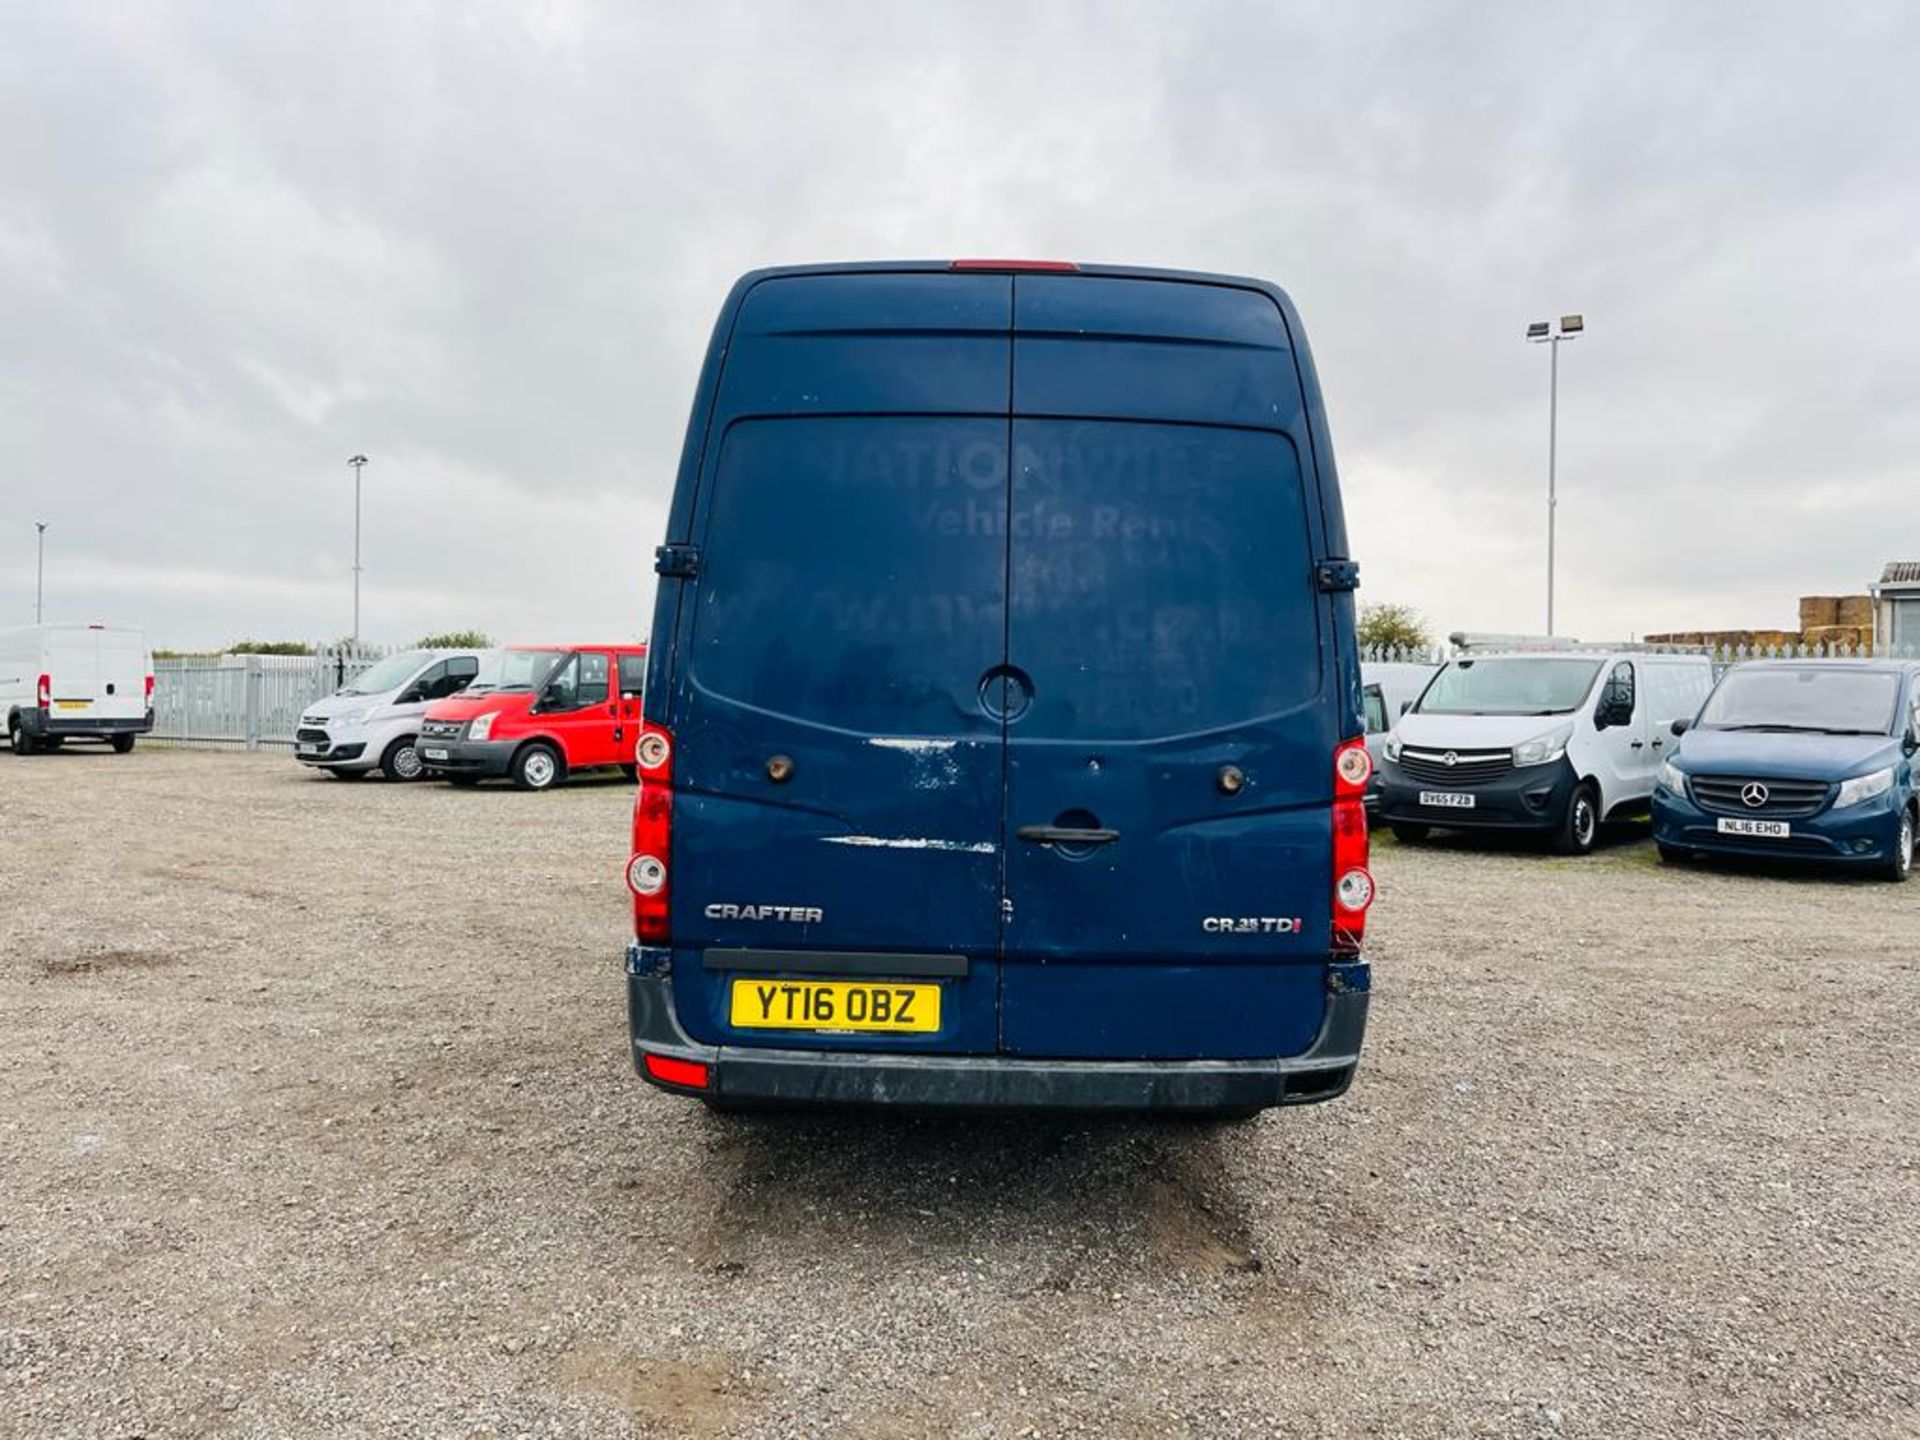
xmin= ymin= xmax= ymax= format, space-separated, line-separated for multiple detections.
xmin=379 ymin=736 xmax=425 ymax=782
xmin=111 ymin=734 xmax=136 ymax=754
xmin=512 ymin=743 xmax=563 ymax=791
xmin=1885 ymin=808 xmax=1915 ymax=883
xmin=9 ymin=717 xmax=36 ymax=755
xmin=1555 ymin=783 xmax=1600 ymax=856
xmin=1389 ymin=823 xmax=1430 ymax=844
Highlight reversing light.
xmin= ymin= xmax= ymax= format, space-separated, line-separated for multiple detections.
xmin=1336 ymin=868 xmax=1375 ymax=912
xmin=1336 ymin=745 xmax=1373 ymax=790
xmin=36 ymin=674 xmax=50 ymax=708
xmin=642 ymin=1054 xmax=709 ymax=1090
xmin=627 ymin=853 xmax=666 ymax=896
xmin=635 ymin=730 xmax=670 ymax=770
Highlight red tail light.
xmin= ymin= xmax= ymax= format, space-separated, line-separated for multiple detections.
xmin=1331 ymin=738 xmax=1374 ymax=953
xmin=948 ymin=258 xmax=1079 ymax=272
xmin=144 ymin=673 xmax=155 ymax=705
xmin=628 ymin=722 xmax=674 ymax=944
xmin=36 ymin=674 xmax=50 ymax=708
xmin=642 ymin=1053 xmax=709 ymax=1090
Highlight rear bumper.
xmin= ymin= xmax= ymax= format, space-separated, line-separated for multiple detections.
xmin=417 ymin=737 xmax=516 ymax=777
xmin=1374 ymin=756 xmax=1577 ymax=832
xmin=624 ymin=948 xmax=1370 ymax=1112
xmin=21 ymin=707 xmax=153 ymax=738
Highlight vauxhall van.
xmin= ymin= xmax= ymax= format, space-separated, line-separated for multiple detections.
xmin=1374 ymin=647 xmax=1714 ymax=854
xmin=2 ymin=623 xmax=153 ymax=754
xmin=624 ymin=260 xmax=1373 ymax=1115
xmin=417 ymin=643 xmax=647 ymax=790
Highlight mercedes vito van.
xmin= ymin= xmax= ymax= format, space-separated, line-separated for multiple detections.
xmin=2 ymin=623 xmax=153 ymax=754
xmin=1374 ymin=647 xmax=1714 ymax=853
xmin=1653 ymin=659 xmax=1918 ymax=881
xmin=624 ymin=259 xmax=1373 ymax=1115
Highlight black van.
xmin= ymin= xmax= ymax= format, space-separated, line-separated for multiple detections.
xmin=624 ymin=260 xmax=1373 ymax=1114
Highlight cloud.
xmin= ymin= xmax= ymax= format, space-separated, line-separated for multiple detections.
xmin=1 ymin=0 xmax=1916 ymax=648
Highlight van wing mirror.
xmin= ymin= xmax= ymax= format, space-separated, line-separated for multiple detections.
xmin=1670 ymin=717 xmax=1691 ymax=737
xmin=1399 ymin=700 xmax=1413 ymax=717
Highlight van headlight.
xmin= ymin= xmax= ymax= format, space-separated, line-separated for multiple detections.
xmin=1833 ymin=766 xmax=1895 ymax=810
xmin=331 ymin=708 xmax=366 ymax=730
xmin=1657 ymin=758 xmax=1687 ymax=795
xmin=1383 ymin=734 xmax=1402 ymax=763
xmin=1512 ymin=726 xmax=1573 ymax=768
xmin=468 ymin=713 xmax=495 ymax=741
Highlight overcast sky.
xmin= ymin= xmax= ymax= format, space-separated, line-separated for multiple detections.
xmin=3 ymin=1 xmax=1916 ymax=650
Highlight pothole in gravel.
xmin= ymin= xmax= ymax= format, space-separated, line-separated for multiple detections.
xmin=38 ymin=948 xmax=181 ymax=977
xmin=555 ymin=1346 xmax=765 ymax=1436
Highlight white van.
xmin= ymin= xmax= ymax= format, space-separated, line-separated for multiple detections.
xmin=295 ymin=648 xmax=486 ymax=781
xmin=1 ymin=623 xmax=154 ymax=755
xmin=1373 ymin=647 xmax=1714 ymax=854
xmin=1361 ymin=660 xmax=1438 ymax=811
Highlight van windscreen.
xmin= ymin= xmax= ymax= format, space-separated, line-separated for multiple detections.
xmin=1697 ymin=668 xmax=1900 ymax=735
xmin=1416 ymin=658 xmax=1601 ymax=716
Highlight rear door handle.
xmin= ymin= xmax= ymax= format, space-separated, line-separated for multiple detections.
xmin=1630 ymin=740 xmax=1646 ymax=749
xmin=1017 ymin=825 xmax=1121 ymax=846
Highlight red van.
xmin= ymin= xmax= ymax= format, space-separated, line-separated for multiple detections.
xmin=417 ymin=643 xmax=646 ymax=790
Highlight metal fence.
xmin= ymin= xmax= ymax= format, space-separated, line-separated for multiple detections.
xmin=150 ymin=649 xmax=383 ymax=751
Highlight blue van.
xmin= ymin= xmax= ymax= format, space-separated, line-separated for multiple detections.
xmin=1652 ymin=659 xmax=1919 ymax=881
xmin=623 ymin=260 xmax=1374 ymax=1114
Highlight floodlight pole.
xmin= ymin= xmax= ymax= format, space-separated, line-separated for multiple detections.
xmin=1527 ymin=318 xmax=1582 ymax=636
xmin=35 ymin=521 xmax=47 ymax=624
xmin=348 ymin=455 xmax=368 ymax=646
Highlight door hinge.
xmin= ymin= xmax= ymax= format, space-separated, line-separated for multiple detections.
xmin=1314 ymin=558 xmax=1361 ymax=593
xmin=655 ymin=543 xmax=702 ymax=580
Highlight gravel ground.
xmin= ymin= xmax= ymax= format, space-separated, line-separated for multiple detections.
xmin=2 ymin=747 xmax=1916 ymax=1439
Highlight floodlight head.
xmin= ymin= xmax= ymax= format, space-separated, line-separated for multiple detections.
xmin=1526 ymin=321 xmax=1550 ymax=339
xmin=1559 ymin=314 xmax=1584 ymax=334
xmin=348 ymin=454 xmax=368 ymax=467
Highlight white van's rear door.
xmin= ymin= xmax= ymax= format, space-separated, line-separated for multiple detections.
xmin=47 ymin=626 xmax=147 ymax=722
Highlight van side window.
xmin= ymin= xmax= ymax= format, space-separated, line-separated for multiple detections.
xmin=1362 ymin=684 xmax=1388 ymax=734
xmin=542 ymin=654 xmax=581 ymax=710
xmin=1603 ymin=661 xmax=1636 ymax=721
xmin=443 ymin=656 xmax=479 ymax=696
xmin=618 ymin=654 xmax=646 ymax=699
xmin=409 ymin=661 xmax=448 ymax=699
xmin=577 ymin=651 xmax=611 ymax=704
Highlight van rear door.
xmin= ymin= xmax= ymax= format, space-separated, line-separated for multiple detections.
xmin=666 ymin=273 xmax=1013 ymax=1055
xmin=998 ymin=275 xmax=1338 ymax=1060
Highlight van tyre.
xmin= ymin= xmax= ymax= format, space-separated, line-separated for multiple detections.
xmin=9 ymin=717 xmax=35 ymax=755
xmin=111 ymin=734 xmax=136 ymax=754
xmin=1887 ymin=807 xmax=1915 ymax=884
xmin=1556 ymin=783 xmax=1600 ymax=856
xmin=512 ymin=742 xmax=563 ymax=792
xmin=1389 ymin=822 xmax=1430 ymax=844
xmin=379 ymin=736 xmax=425 ymax=782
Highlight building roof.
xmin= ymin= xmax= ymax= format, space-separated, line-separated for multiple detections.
xmin=1880 ymin=561 xmax=1920 ymax=586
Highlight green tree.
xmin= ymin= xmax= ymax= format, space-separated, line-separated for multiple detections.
xmin=224 ymin=639 xmax=315 ymax=656
xmin=1357 ymin=603 xmax=1431 ymax=654
xmin=416 ymin=629 xmax=494 ymax=649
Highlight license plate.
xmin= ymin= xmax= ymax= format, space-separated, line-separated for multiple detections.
xmin=1419 ymin=790 xmax=1476 ymax=809
xmin=729 ymin=978 xmax=940 ymax=1034
xmin=422 ymin=748 xmax=449 ymax=761
xmin=55 ymin=699 xmax=91 ymax=711
xmin=1717 ymin=817 xmax=1789 ymax=838
xmin=299 ymin=743 xmax=325 ymax=755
